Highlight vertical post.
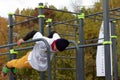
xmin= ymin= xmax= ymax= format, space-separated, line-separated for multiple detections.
xmin=38 ymin=3 xmax=45 ymax=80
xmin=77 ymin=12 xmax=85 ymax=80
xmin=8 ymin=13 xmax=16 ymax=80
xmin=46 ymin=18 xmax=52 ymax=36
xmin=53 ymin=54 xmax=57 ymax=80
xmin=47 ymin=46 xmax=52 ymax=80
xmin=110 ymin=21 xmax=118 ymax=80
xmin=102 ymin=0 xmax=112 ymax=80
xmin=38 ymin=3 xmax=45 ymax=35
xmin=46 ymin=19 xmax=52 ymax=80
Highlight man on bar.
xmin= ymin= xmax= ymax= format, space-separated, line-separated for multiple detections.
xmin=1 ymin=30 xmax=69 ymax=77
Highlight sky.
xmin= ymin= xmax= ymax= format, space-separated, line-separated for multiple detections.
xmin=0 ymin=0 xmax=98 ymax=18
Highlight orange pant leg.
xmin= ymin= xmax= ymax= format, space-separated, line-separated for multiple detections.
xmin=6 ymin=51 xmax=32 ymax=69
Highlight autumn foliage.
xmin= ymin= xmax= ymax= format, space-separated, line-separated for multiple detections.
xmin=0 ymin=1 xmax=120 ymax=79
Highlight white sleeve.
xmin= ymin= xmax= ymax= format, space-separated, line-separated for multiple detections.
xmin=52 ymin=33 xmax=61 ymax=40
xmin=32 ymin=32 xmax=43 ymax=42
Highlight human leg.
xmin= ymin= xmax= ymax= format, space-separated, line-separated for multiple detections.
xmin=6 ymin=51 xmax=31 ymax=69
xmin=1 ymin=51 xmax=32 ymax=77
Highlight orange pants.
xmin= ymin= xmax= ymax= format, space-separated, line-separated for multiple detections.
xmin=6 ymin=52 xmax=32 ymax=69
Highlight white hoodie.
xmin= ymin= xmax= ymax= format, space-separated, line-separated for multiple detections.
xmin=28 ymin=32 xmax=60 ymax=71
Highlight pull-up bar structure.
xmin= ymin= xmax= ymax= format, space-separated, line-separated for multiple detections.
xmin=2 ymin=3 xmax=83 ymax=80
xmin=0 ymin=0 xmax=119 ymax=79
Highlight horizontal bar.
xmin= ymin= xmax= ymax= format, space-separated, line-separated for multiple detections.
xmin=85 ymin=7 xmax=120 ymax=18
xmin=0 ymin=38 xmax=48 ymax=49
xmin=12 ymin=17 xmax=38 ymax=26
xmin=79 ymin=43 xmax=103 ymax=48
xmin=0 ymin=40 xmax=102 ymax=56
xmin=85 ymin=38 xmax=104 ymax=42
xmin=14 ymin=14 xmax=35 ymax=18
xmin=53 ymin=18 xmax=77 ymax=26
xmin=56 ymin=68 xmax=76 ymax=70
xmin=56 ymin=56 xmax=76 ymax=59
xmin=0 ymin=46 xmax=33 ymax=56
xmin=111 ymin=18 xmax=120 ymax=21
xmin=66 ymin=43 xmax=103 ymax=50
xmin=15 ymin=46 xmax=33 ymax=51
xmin=0 ymin=42 xmax=102 ymax=56
xmin=59 ymin=34 xmax=76 ymax=37
xmin=110 ymin=13 xmax=120 ymax=17
xmin=44 ymin=8 xmax=78 ymax=14
xmin=87 ymin=17 xmax=102 ymax=21
xmin=0 ymin=52 xmax=9 ymax=56
xmin=59 ymin=23 xmax=78 ymax=26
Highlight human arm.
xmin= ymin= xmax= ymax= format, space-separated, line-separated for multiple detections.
xmin=17 ymin=30 xmax=38 ymax=45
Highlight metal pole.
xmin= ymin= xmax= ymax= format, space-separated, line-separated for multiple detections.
xmin=46 ymin=19 xmax=52 ymax=36
xmin=53 ymin=53 xmax=57 ymax=80
xmin=46 ymin=19 xmax=52 ymax=80
xmin=77 ymin=12 xmax=84 ymax=80
xmin=47 ymin=48 xmax=52 ymax=80
xmin=110 ymin=21 xmax=118 ymax=80
xmin=38 ymin=3 xmax=44 ymax=35
xmin=47 ymin=23 xmax=51 ymax=36
xmin=38 ymin=3 xmax=46 ymax=80
xmin=102 ymin=0 xmax=112 ymax=80
xmin=8 ymin=14 xmax=17 ymax=80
